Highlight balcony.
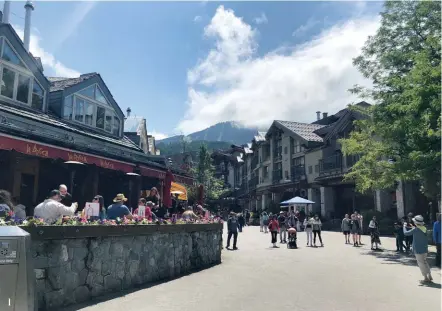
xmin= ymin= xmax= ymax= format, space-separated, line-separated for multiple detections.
xmin=345 ymin=154 xmax=361 ymax=169
xmin=272 ymin=169 xmax=282 ymax=184
xmin=319 ymin=154 xmax=343 ymax=176
xmin=291 ymin=165 xmax=306 ymax=181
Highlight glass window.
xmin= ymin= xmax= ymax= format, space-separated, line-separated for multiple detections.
xmin=95 ymin=86 xmax=108 ymax=105
xmin=84 ymin=101 xmax=94 ymax=126
xmin=2 ymin=40 xmax=24 ymax=67
xmin=78 ymin=85 xmax=95 ymax=99
xmin=75 ymin=97 xmax=85 ymax=123
xmin=63 ymin=96 xmax=73 ymax=120
xmin=105 ymin=111 xmax=112 ymax=132
xmin=16 ymin=74 xmax=30 ymax=104
xmin=1 ymin=67 xmax=15 ymax=98
xmin=96 ymin=106 xmax=105 ymax=129
xmin=113 ymin=116 xmax=120 ymax=135
xmin=32 ymin=80 xmax=44 ymax=110
xmin=308 ymin=166 xmax=313 ymax=174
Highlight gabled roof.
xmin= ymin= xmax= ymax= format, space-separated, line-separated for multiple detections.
xmin=48 ymin=73 xmax=97 ymax=92
xmin=253 ymin=131 xmax=266 ymax=142
xmin=274 ymin=120 xmax=324 ymax=142
xmin=124 ymin=116 xmax=145 ymax=133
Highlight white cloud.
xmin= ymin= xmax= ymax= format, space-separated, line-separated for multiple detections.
xmin=149 ymin=131 xmax=168 ymax=141
xmin=178 ymin=6 xmax=379 ymax=134
xmin=292 ymin=17 xmax=320 ymax=38
xmin=253 ymin=13 xmax=268 ymax=25
xmin=194 ymin=15 xmax=202 ymax=23
xmin=13 ymin=25 xmax=80 ymax=78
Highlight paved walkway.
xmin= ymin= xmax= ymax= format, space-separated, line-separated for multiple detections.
xmin=64 ymin=226 xmax=441 ymax=311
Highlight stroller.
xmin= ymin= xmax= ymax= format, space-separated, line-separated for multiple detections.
xmin=287 ymin=227 xmax=298 ymax=249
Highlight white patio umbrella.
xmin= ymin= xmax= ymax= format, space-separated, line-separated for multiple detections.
xmin=280 ymin=196 xmax=314 ymax=205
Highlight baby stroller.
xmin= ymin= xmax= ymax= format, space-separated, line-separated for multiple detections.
xmin=287 ymin=227 xmax=298 ymax=249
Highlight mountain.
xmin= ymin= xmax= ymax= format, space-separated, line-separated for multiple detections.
xmin=158 ymin=121 xmax=258 ymax=146
xmin=156 ymin=121 xmax=258 ymax=156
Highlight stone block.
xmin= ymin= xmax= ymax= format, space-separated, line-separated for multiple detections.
xmin=74 ymin=285 xmax=91 ymax=303
xmin=72 ymin=259 xmax=86 ymax=272
xmin=104 ymin=275 xmax=121 ymax=291
xmin=110 ymin=243 xmax=124 ymax=258
xmin=74 ymin=247 xmax=89 ymax=261
xmin=34 ymin=268 xmax=46 ymax=279
xmin=78 ymin=268 xmax=89 ymax=285
xmin=45 ymin=289 xmax=65 ymax=310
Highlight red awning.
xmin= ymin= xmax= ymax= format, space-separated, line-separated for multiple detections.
xmin=0 ymin=134 xmax=195 ymax=185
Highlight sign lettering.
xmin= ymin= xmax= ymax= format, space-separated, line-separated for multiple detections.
xmin=68 ymin=153 xmax=88 ymax=163
xmin=26 ymin=144 xmax=49 ymax=157
xmin=100 ymin=159 xmax=115 ymax=169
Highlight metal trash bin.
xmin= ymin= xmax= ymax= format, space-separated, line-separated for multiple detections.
xmin=0 ymin=226 xmax=34 ymax=311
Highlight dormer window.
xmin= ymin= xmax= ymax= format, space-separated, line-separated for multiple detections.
xmin=0 ymin=37 xmax=45 ymax=110
xmin=63 ymin=83 xmax=120 ymax=136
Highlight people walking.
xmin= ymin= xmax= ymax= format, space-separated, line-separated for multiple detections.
xmin=350 ymin=214 xmax=360 ymax=247
xmin=238 ymin=213 xmax=245 ymax=232
xmin=405 ymin=212 xmax=414 ymax=252
xmin=245 ymin=210 xmax=251 ymax=226
xmin=278 ymin=211 xmax=287 ymax=243
xmin=311 ymin=215 xmax=323 ymax=247
xmin=341 ymin=214 xmax=351 ymax=244
xmin=259 ymin=213 xmax=264 ymax=232
xmin=403 ymin=215 xmax=433 ymax=284
xmin=354 ymin=210 xmax=363 ymax=245
xmin=304 ymin=216 xmax=313 ymax=246
xmin=368 ymin=216 xmax=381 ymax=250
xmin=226 ymin=212 xmax=239 ymax=250
xmin=432 ymin=213 xmax=441 ymax=268
xmin=261 ymin=212 xmax=269 ymax=233
xmin=268 ymin=215 xmax=280 ymax=248
xmin=394 ymin=219 xmax=406 ymax=252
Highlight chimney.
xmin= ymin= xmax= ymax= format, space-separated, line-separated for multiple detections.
xmin=316 ymin=111 xmax=321 ymax=121
xmin=322 ymin=112 xmax=328 ymax=119
xmin=2 ymin=1 xmax=10 ymax=24
xmin=126 ymin=107 xmax=131 ymax=117
xmin=24 ymin=1 xmax=34 ymax=52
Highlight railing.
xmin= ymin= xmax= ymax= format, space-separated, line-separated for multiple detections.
xmin=291 ymin=165 xmax=306 ymax=181
xmin=319 ymin=154 xmax=343 ymax=176
xmin=272 ymin=169 xmax=282 ymax=184
xmin=345 ymin=154 xmax=361 ymax=168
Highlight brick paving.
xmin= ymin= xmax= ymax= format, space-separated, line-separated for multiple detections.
xmin=63 ymin=225 xmax=441 ymax=311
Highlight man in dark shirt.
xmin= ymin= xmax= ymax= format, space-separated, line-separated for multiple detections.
xmin=107 ymin=193 xmax=132 ymax=220
xmin=227 ymin=212 xmax=239 ymax=250
xmin=278 ymin=211 xmax=287 ymax=243
xmin=59 ymin=184 xmax=73 ymax=206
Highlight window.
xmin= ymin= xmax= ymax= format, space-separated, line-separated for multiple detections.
xmin=113 ymin=116 xmax=120 ymax=136
xmin=96 ymin=106 xmax=105 ymax=129
xmin=285 ymin=170 xmax=289 ymax=179
xmin=315 ymin=165 xmax=319 ymax=173
xmin=95 ymin=87 xmax=107 ymax=105
xmin=63 ymin=96 xmax=73 ymax=120
xmin=284 ymin=146 xmax=288 ymax=154
xmin=292 ymin=157 xmax=304 ymax=167
xmin=16 ymin=74 xmax=30 ymax=104
xmin=78 ymin=85 xmax=95 ymax=99
xmin=308 ymin=166 xmax=313 ymax=174
xmin=75 ymin=98 xmax=85 ymax=123
xmin=105 ymin=111 xmax=112 ymax=132
xmin=1 ymin=67 xmax=15 ymax=98
xmin=32 ymin=80 xmax=44 ymax=110
xmin=2 ymin=40 xmax=25 ymax=68
xmin=84 ymin=101 xmax=94 ymax=126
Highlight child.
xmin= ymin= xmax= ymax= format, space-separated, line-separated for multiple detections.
xmin=268 ymin=215 xmax=280 ymax=248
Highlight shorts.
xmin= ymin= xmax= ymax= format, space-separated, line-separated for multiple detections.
xmin=343 ymin=231 xmax=350 ymax=236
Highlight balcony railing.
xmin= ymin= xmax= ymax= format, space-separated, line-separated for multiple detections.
xmin=272 ymin=169 xmax=282 ymax=184
xmin=319 ymin=154 xmax=343 ymax=176
xmin=345 ymin=155 xmax=361 ymax=168
xmin=291 ymin=165 xmax=306 ymax=181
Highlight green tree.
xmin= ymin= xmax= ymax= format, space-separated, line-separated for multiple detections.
xmin=340 ymin=1 xmax=441 ymax=200
xmin=188 ymin=144 xmax=227 ymax=202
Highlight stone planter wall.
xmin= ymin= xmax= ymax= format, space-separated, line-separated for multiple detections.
xmin=22 ymin=224 xmax=223 ymax=311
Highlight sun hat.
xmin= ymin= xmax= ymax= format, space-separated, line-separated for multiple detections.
xmin=412 ymin=215 xmax=425 ymax=225
xmin=113 ymin=193 xmax=128 ymax=202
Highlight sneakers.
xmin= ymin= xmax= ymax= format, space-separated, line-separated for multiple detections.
xmin=233 ymin=247 xmax=238 ymax=250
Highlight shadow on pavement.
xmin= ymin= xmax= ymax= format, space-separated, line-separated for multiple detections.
xmin=362 ymin=249 xmax=439 ymax=268
xmin=59 ymin=264 xmax=221 ymax=311
xmin=419 ymin=282 xmax=442 ymax=289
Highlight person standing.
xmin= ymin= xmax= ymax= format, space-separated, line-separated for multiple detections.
xmin=226 ymin=212 xmax=239 ymax=250
xmin=403 ymin=215 xmax=433 ymax=284
xmin=259 ymin=213 xmax=264 ymax=232
xmin=34 ymin=190 xmax=78 ymax=224
xmin=394 ymin=219 xmax=405 ymax=252
xmin=311 ymin=215 xmax=323 ymax=247
xmin=268 ymin=215 xmax=280 ymax=248
xmin=350 ymin=214 xmax=360 ymax=247
xmin=278 ymin=211 xmax=287 ymax=243
xmin=237 ymin=213 xmax=245 ymax=232
xmin=262 ymin=212 xmax=269 ymax=233
xmin=341 ymin=214 xmax=351 ymax=244
xmin=433 ymin=213 xmax=441 ymax=268
xmin=245 ymin=210 xmax=251 ymax=226
xmin=405 ymin=212 xmax=414 ymax=252
xmin=368 ymin=216 xmax=381 ymax=250
xmin=304 ymin=216 xmax=313 ymax=246
xmin=354 ymin=210 xmax=363 ymax=245
xmin=59 ymin=184 xmax=73 ymax=207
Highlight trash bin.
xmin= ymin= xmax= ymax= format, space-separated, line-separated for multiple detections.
xmin=0 ymin=226 xmax=34 ymax=311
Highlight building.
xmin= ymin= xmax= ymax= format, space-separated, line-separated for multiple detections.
xmin=0 ymin=3 xmax=193 ymax=213
xmin=124 ymin=108 xmax=149 ymax=154
xmin=225 ymin=102 xmax=422 ymax=219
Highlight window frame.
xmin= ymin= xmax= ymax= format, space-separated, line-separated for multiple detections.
xmin=0 ymin=37 xmax=46 ymax=110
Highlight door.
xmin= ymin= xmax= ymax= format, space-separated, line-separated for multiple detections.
xmin=20 ymin=174 xmax=35 ymax=215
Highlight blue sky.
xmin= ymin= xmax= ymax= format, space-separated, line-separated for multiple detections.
xmin=8 ymin=1 xmax=383 ymax=139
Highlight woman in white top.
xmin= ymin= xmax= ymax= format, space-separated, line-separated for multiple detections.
xmin=304 ymin=217 xmax=313 ymax=246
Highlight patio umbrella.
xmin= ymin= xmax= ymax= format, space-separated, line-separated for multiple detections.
xmin=162 ymin=170 xmax=174 ymax=208
xmin=280 ymin=196 xmax=314 ymax=205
